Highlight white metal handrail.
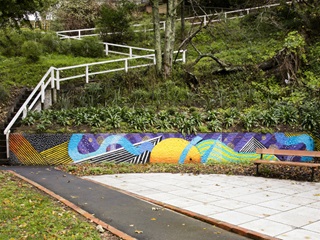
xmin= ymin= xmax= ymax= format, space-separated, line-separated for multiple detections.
xmin=103 ymin=42 xmax=155 ymax=58
xmin=3 ymin=50 xmax=187 ymax=158
xmin=55 ymin=54 xmax=157 ymax=89
xmin=3 ymin=67 xmax=55 ymax=158
xmin=3 ymin=67 xmax=54 ymax=136
xmin=56 ymin=22 xmax=166 ymax=40
xmin=57 ymin=2 xmax=291 ymax=39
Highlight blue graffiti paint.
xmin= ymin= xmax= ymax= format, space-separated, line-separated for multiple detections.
xmin=275 ymin=133 xmax=314 ymax=162
xmin=68 ymin=134 xmax=154 ymax=162
xmin=178 ymin=136 xmax=203 ymax=164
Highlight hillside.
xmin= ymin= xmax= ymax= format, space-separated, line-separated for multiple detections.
xmin=1 ymin=2 xmax=320 ymax=136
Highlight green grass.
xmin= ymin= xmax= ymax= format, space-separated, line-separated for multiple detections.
xmin=0 ymin=171 xmax=106 ymax=239
xmin=0 ymin=53 xmax=124 ymax=87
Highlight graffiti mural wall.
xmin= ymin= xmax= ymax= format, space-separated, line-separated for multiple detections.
xmin=8 ymin=132 xmax=318 ymax=165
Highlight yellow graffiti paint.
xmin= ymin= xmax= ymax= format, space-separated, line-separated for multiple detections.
xmin=150 ymin=138 xmax=201 ymax=164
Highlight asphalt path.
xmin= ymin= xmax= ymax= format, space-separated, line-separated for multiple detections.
xmin=1 ymin=166 xmax=250 ymax=240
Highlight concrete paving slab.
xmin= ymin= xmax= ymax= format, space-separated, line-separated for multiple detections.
xmin=84 ymin=173 xmax=320 ymax=239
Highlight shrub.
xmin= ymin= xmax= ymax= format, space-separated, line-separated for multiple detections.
xmin=96 ymin=1 xmax=135 ymax=43
xmin=0 ymin=30 xmax=25 ymax=57
xmin=21 ymin=40 xmax=43 ymax=62
xmin=58 ymin=39 xmax=72 ymax=54
xmin=80 ymin=37 xmax=104 ymax=58
xmin=70 ymin=37 xmax=104 ymax=58
xmin=40 ymin=33 xmax=61 ymax=53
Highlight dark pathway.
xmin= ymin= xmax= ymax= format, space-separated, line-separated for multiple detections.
xmin=1 ymin=166 xmax=251 ymax=240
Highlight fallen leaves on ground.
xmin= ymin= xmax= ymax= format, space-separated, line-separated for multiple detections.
xmin=57 ymin=162 xmax=320 ymax=182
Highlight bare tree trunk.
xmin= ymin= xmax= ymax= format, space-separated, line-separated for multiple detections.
xmin=180 ymin=0 xmax=185 ymax=41
xmin=163 ymin=0 xmax=177 ymax=78
xmin=151 ymin=0 xmax=162 ymax=75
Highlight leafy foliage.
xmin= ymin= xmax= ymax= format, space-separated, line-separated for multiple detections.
xmin=0 ymin=0 xmax=57 ymax=28
xmin=21 ymin=97 xmax=320 ymax=135
xmin=21 ymin=40 xmax=43 ymax=62
xmin=51 ymin=0 xmax=99 ymax=30
xmin=2 ymin=4 xmax=320 ymax=138
xmin=96 ymin=1 xmax=135 ymax=43
xmin=69 ymin=37 xmax=104 ymax=58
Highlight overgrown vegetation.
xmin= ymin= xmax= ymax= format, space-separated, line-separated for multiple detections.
xmin=1 ymin=2 xmax=320 ymax=137
xmin=0 ymin=29 xmax=104 ymax=60
xmin=96 ymin=0 xmax=136 ymax=43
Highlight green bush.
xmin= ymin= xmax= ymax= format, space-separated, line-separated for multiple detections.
xmin=40 ymin=33 xmax=61 ymax=53
xmin=21 ymin=41 xmax=43 ymax=62
xmin=21 ymin=29 xmax=43 ymax=41
xmin=70 ymin=37 xmax=104 ymax=58
xmin=0 ymin=30 xmax=25 ymax=57
xmin=96 ymin=1 xmax=135 ymax=43
xmin=58 ymin=39 xmax=72 ymax=54
xmin=80 ymin=37 xmax=104 ymax=58
xmin=69 ymin=40 xmax=83 ymax=57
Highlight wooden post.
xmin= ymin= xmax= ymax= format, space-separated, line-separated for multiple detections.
xmin=255 ymin=163 xmax=260 ymax=176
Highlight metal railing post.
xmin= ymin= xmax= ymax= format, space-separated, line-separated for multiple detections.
xmin=22 ymin=106 xmax=27 ymax=119
xmin=51 ymin=67 xmax=55 ymax=89
xmin=105 ymin=43 xmax=109 ymax=55
xmin=78 ymin=30 xmax=81 ymax=39
xmin=6 ymin=131 xmax=10 ymax=159
xmin=129 ymin=47 xmax=133 ymax=58
xmin=86 ymin=65 xmax=89 ymax=83
xmin=51 ymin=68 xmax=57 ymax=104
xmin=204 ymin=16 xmax=207 ymax=25
xmin=41 ymin=82 xmax=45 ymax=103
xmin=41 ymin=81 xmax=45 ymax=110
xmin=125 ymin=59 xmax=128 ymax=72
xmin=182 ymin=50 xmax=186 ymax=63
xmin=56 ymin=70 xmax=60 ymax=90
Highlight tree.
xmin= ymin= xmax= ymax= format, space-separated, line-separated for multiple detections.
xmin=96 ymin=1 xmax=135 ymax=43
xmin=0 ymin=0 xmax=57 ymax=28
xmin=52 ymin=0 xmax=100 ymax=30
xmin=151 ymin=0 xmax=162 ymax=74
xmin=151 ymin=0 xmax=179 ymax=78
xmin=151 ymin=0 xmax=230 ymax=77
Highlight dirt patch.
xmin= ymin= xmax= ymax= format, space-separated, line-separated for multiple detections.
xmin=0 ymin=87 xmax=23 ymax=126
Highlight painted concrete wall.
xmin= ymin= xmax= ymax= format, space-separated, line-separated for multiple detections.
xmin=8 ymin=132 xmax=318 ymax=165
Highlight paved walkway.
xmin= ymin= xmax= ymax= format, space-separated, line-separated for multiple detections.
xmin=1 ymin=166 xmax=251 ymax=240
xmin=84 ymin=173 xmax=320 ymax=240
